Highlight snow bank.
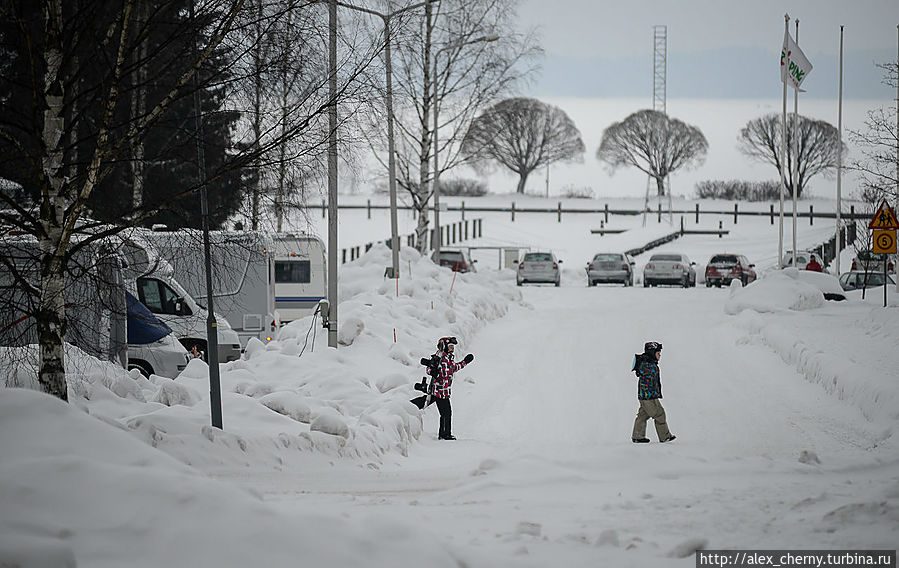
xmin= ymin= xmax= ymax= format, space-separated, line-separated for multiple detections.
xmin=724 ymin=269 xmax=826 ymax=314
xmin=0 ymin=388 xmax=463 ymax=568
xmin=2 ymin=245 xmax=522 ymax=472
xmin=725 ymin=270 xmax=899 ymax=439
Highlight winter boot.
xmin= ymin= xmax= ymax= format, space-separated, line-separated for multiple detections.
xmin=660 ymin=435 xmax=676 ymax=443
xmin=632 ymin=437 xmax=650 ymax=443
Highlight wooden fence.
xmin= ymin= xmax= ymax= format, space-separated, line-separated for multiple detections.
xmin=341 ymin=219 xmax=483 ymax=264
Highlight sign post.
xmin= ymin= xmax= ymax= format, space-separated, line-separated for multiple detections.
xmin=868 ymin=200 xmax=898 ymax=307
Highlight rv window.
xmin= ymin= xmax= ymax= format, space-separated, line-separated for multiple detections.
xmin=275 ymin=261 xmax=311 ymax=284
xmin=137 ymin=278 xmax=186 ymax=315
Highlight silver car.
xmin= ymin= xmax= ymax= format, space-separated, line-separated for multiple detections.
xmin=643 ymin=252 xmax=696 ymax=287
xmin=587 ymin=252 xmax=635 ymax=286
xmin=517 ymin=252 xmax=561 ymax=286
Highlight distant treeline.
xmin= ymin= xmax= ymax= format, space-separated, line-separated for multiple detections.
xmin=695 ymin=180 xmax=782 ymax=202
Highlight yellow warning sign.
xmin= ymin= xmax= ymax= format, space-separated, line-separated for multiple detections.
xmin=873 ymin=230 xmax=897 ymax=254
xmin=868 ymin=200 xmax=899 ymax=230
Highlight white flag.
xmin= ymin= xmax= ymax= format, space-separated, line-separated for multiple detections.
xmin=780 ymin=29 xmax=813 ymax=90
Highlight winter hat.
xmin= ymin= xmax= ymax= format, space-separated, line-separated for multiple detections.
xmin=643 ymin=341 xmax=662 ymax=354
xmin=437 ymin=336 xmax=458 ymax=351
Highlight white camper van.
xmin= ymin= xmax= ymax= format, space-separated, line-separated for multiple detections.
xmin=118 ymin=234 xmax=243 ymax=363
xmin=141 ymin=230 xmax=326 ymax=346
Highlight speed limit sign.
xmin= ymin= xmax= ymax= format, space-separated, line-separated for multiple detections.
xmin=873 ymin=229 xmax=897 ymax=254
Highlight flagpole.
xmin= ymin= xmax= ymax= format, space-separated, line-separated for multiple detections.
xmin=835 ymin=26 xmax=844 ymax=275
xmin=792 ymin=19 xmax=800 ymax=268
xmin=779 ymin=13 xmax=790 ymax=268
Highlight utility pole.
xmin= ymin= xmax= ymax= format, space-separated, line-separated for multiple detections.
xmin=327 ymin=0 xmax=338 ymax=348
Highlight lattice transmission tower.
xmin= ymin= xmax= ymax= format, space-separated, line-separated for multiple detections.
xmin=643 ymin=25 xmax=672 ymax=226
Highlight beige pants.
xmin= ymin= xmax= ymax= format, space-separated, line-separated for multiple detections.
xmin=632 ymin=399 xmax=671 ymax=440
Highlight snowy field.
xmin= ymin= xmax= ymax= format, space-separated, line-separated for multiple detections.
xmin=2 ymin=195 xmax=899 ymax=567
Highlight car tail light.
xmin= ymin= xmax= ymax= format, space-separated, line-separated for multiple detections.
xmin=673 ymin=263 xmax=681 ymax=270
xmin=588 ymin=263 xmax=594 ymax=270
xmin=519 ymin=262 xmax=525 ymax=270
xmin=552 ymin=263 xmax=558 ymax=270
xmin=851 ymin=260 xmax=857 ymax=270
xmin=459 ymin=262 xmax=467 ymax=271
xmin=620 ymin=263 xmax=628 ymax=270
xmin=646 ymin=263 xmax=654 ymax=270
xmin=889 ymin=261 xmax=895 ymax=272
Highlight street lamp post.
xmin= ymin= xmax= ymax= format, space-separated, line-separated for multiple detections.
xmin=432 ymin=34 xmax=498 ymax=258
xmin=332 ymin=0 xmax=432 ymax=280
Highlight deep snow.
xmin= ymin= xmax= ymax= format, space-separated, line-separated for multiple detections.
xmin=2 ymin=197 xmax=899 ymax=567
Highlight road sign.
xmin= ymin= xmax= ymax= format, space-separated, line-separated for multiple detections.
xmin=868 ymin=200 xmax=899 ymax=230
xmin=873 ymin=230 xmax=897 ymax=254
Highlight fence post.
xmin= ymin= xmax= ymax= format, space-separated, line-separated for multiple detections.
xmin=464 ymin=220 xmax=469 ymax=240
xmin=734 ymin=203 xmax=738 ymax=224
xmin=461 ymin=201 xmax=465 ymax=221
xmin=342 ymin=249 xmax=346 ymax=264
xmin=322 ymin=199 xmax=326 ymax=219
xmin=719 ymin=220 xmax=723 ymax=238
xmin=478 ymin=218 xmax=483 ymax=238
xmin=770 ymin=204 xmax=775 ymax=225
xmin=511 ymin=201 xmax=515 ymax=222
xmin=680 ymin=216 xmax=684 ymax=234
xmin=558 ymin=201 xmax=562 ymax=223
xmin=809 ymin=204 xmax=814 ymax=226
xmin=367 ymin=199 xmax=371 ymax=219
xmin=695 ymin=203 xmax=700 ymax=224
xmin=657 ymin=202 xmax=661 ymax=223
xmin=604 ymin=203 xmax=609 ymax=224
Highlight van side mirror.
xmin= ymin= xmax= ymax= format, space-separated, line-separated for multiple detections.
xmin=175 ymin=299 xmax=191 ymax=316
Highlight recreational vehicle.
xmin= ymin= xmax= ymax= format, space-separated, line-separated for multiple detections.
xmin=141 ymin=230 xmax=326 ymax=346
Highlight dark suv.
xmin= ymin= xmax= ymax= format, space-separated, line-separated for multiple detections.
xmin=431 ymin=249 xmax=476 ymax=273
xmin=705 ymin=254 xmax=757 ymax=287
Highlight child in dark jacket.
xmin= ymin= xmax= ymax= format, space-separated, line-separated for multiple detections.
xmin=410 ymin=337 xmax=473 ymax=440
xmin=631 ymin=341 xmax=675 ymax=443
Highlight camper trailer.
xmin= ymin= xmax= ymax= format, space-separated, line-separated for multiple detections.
xmin=141 ymin=230 xmax=326 ymax=346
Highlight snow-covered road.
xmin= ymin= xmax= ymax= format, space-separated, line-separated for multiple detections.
xmin=236 ymin=284 xmax=898 ymax=567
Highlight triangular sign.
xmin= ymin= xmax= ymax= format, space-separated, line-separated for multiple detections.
xmin=868 ymin=200 xmax=899 ymax=230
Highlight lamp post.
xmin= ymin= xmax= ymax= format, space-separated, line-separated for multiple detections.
xmin=432 ymin=34 xmax=499 ymax=258
xmin=331 ymin=0 xmax=432 ymax=280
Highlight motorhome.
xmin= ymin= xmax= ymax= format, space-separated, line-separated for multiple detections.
xmin=141 ymin=230 xmax=326 ymax=346
xmin=0 ymin=235 xmax=189 ymax=379
xmin=118 ymin=233 xmax=243 ymax=363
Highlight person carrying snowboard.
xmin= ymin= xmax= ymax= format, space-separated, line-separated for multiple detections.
xmin=631 ymin=341 xmax=676 ymax=444
xmin=410 ymin=336 xmax=473 ymax=440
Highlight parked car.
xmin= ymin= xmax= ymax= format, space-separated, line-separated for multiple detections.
xmin=705 ymin=253 xmax=757 ymax=287
xmin=781 ymin=250 xmax=814 ymax=269
xmin=643 ymin=252 xmax=696 ymax=287
xmin=432 ymin=249 xmax=476 ymax=273
xmin=587 ymin=252 xmax=635 ymax=286
xmin=517 ymin=251 xmax=561 ymax=286
xmin=850 ymin=250 xmax=895 ymax=273
xmin=839 ymin=270 xmax=896 ymax=291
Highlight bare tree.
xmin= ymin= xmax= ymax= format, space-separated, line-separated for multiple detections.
xmin=461 ymin=97 xmax=584 ymax=194
xmin=738 ymin=112 xmax=844 ymax=200
xmin=849 ymin=62 xmax=898 ymax=204
xmin=0 ymin=0 xmax=378 ymax=400
xmin=597 ymin=109 xmax=708 ymax=198
xmin=361 ymin=0 xmax=539 ymax=251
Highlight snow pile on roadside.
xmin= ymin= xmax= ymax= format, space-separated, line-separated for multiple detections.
xmin=726 ymin=271 xmax=899 ymax=441
xmin=2 ymin=245 xmax=522 ymax=471
xmin=0 ymin=388 xmax=462 ymax=568
xmin=724 ymin=269 xmax=826 ymax=314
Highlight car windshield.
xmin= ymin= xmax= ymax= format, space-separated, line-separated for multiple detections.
xmin=650 ymin=254 xmax=682 ymax=261
xmin=524 ymin=253 xmax=553 ymax=262
xmin=593 ymin=254 xmax=622 ymax=262
xmin=855 ymin=273 xmax=891 ymax=286
xmin=710 ymin=255 xmax=737 ymax=264
xmin=439 ymin=252 xmax=463 ymax=261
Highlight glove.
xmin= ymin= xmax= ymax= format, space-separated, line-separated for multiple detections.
xmin=414 ymin=380 xmax=428 ymax=392
xmin=420 ymin=357 xmax=431 ymax=367
xmin=463 ymin=354 xmax=474 ymax=364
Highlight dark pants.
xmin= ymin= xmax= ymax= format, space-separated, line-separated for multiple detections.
xmin=409 ymin=395 xmax=452 ymax=438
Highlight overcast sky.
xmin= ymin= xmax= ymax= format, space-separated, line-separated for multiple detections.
xmin=516 ymin=0 xmax=899 ymax=99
